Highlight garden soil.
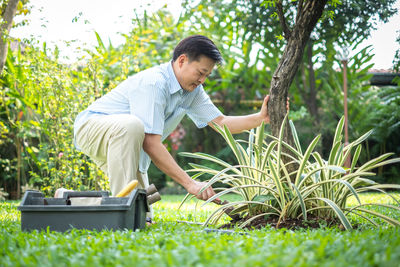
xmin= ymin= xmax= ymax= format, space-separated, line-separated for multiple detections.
xmin=220 ymin=216 xmax=345 ymax=230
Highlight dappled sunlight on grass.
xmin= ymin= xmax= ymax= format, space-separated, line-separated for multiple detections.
xmin=347 ymin=192 xmax=400 ymax=205
xmin=345 ymin=192 xmax=400 ymax=227
xmin=154 ymin=192 xmax=400 ymax=226
xmin=0 ymin=202 xmax=19 ymax=222
xmin=152 ymin=195 xmax=232 ymax=224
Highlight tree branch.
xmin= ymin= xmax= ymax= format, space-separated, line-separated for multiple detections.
xmin=276 ymin=0 xmax=291 ymax=40
xmin=295 ymin=0 xmax=304 ymax=24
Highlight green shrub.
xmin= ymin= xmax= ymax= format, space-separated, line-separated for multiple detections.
xmin=181 ymin=116 xmax=400 ymax=229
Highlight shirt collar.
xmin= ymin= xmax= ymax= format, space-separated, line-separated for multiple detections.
xmin=167 ymin=61 xmax=183 ymax=95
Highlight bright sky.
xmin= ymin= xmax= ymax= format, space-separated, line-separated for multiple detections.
xmin=11 ymin=0 xmax=400 ymax=69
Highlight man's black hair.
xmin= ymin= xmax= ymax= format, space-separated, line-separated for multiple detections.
xmin=173 ymin=35 xmax=223 ymax=64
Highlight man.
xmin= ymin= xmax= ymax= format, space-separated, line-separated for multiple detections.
xmin=73 ymin=35 xmax=274 ymax=210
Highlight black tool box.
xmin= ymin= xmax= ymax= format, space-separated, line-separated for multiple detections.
xmin=18 ymin=189 xmax=149 ymax=232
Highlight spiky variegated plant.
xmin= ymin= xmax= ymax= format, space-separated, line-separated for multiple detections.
xmin=180 ymin=116 xmax=400 ymax=229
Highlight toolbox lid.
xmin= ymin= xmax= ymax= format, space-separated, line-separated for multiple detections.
xmin=18 ymin=189 xmax=149 ymax=212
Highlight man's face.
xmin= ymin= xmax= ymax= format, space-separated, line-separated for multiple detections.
xmin=175 ymin=55 xmax=215 ymax=92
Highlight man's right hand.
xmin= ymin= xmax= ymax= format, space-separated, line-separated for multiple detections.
xmin=185 ymin=180 xmax=220 ymax=202
xmin=143 ymin=134 xmax=220 ymax=203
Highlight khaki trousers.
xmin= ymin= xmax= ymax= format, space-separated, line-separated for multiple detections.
xmin=75 ymin=114 xmax=153 ymax=217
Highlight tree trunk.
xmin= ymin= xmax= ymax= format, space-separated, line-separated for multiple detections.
xmin=0 ymin=0 xmax=20 ymax=76
xmin=268 ymin=0 xmax=328 ymax=179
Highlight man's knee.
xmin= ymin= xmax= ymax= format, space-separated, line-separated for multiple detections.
xmin=120 ymin=115 xmax=145 ymax=142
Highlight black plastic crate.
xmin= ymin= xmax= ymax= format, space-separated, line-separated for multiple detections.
xmin=18 ymin=189 xmax=149 ymax=232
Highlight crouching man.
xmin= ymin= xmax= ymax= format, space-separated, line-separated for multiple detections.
xmin=73 ymin=35 xmax=274 ymax=221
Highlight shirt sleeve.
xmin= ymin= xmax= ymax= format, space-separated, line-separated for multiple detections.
xmin=128 ymin=79 xmax=166 ymax=135
xmin=187 ymin=86 xmax=223 ymax=128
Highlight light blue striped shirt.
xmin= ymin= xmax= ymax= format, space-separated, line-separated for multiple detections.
xmin=74 ymin=61 xmax=222 ymax=172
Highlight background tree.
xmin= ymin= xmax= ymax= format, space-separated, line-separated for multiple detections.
xmin=0 ymin=0 xmax=20 ymax=75
xmin=182 ymin=0 xmax=398 ymax=163
xmin=298 ymin=0 xmax=397 ymax=147
xmin=394 ymin=31 xmax=400 ymax=72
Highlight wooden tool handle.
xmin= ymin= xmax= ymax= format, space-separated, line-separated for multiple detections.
xmin=147 ymin=192 xmax=161 ymax=205
xmin=146 ymin=184 xmax=158 ymax=196
xmin=116 ymin=180 xmax=138 ymax=197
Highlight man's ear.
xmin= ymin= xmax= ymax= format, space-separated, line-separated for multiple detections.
xmin=177 ymin=54 xmax=188 ymax=68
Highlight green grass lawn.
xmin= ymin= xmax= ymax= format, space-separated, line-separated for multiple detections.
xmin=1 ymin=193 xmax=400 ymax=267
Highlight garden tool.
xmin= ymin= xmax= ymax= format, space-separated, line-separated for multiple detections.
xmin=116 ymin=180 xmax=161 ymax=205
xmin=213 ymin=199 xmax=242 ymax=221
xmin=116 ymin=180 xmax=139 ymax=197
xmin=146 ymin=184 xmax=162 ymax=205
xmin=176 ymin=198 xmax=241 ymax=221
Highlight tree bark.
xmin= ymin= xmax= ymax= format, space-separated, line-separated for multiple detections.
xmin=268 ymin=0 xmax=327 ymax=138
xmin=0 ymin=0 xmax=20 ymax=76
xmin=267 ymin=0 xmax=328 ymax=179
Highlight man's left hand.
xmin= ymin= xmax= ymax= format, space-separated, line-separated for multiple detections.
xmin=260 ymin=95 xmax=290 ymax=123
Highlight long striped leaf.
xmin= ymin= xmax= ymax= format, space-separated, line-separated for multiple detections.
xmin=350 ymin=144 xmax=362 ymax=172
xmin=344 ymin=209 xmax=379 ymax=226
xmin=311 ymin=152 xmax=328 ymax=185
xmin=261 ymin=140 xmax=278 ymax=171
xmin=363 ymin=158 xmax=400 ymax=171
xmin=294 ymin=134 xmax=321 ymax=186
xmin=180 ymin=152 xmax=234 ymax=170
xmin=297 ymin=165 xmax=345 ymax=188
xmin=332 ymin=116 xmax=345 ymax=145
xmin=201 ymin=184 xmax=280 ymax=207
xmin=256 ymin=123 xmax=265 ymax=160
xmin=248 ymin=128 xmax=255 ymax=168
xmin=198 ymin=166 xmax=244 ymax=190
xmin=187 ymin=163 xmax=221 ymax=175
xmin=333 ymin=179 xmax=362 ymax=206
xmin=355 ymin=188 xmax=400 ymax=206
xmin=264 ymin=134 xmax=303 ymax=159
xmin=276 ymin=114 xmax=289 ymax=177
xmin=291 ymin=183 xmax=307 ymax=220
xmin=289 ymin=120 xmax=302 ymax=155
xmin=187 ymin=172 xmax=207 ymax=180
xmin=362 ymin=184 xmax=400 ymax=190
xmin=223 ymin=124 xmax=248 ymax=167
xmin=268 ymin=158 xmax=286 ymax=207
xmin=347 ymin=130 xmax=373 ymax=149
xmin=230 ymin=204 xmax=250 ymax=215
xmin=203 ymin=201 xmax=281 ymax=226
xmin=352 ymin=207 xmax=400 ymax=226
xmin=328 ymin=141 xmax=341 ymax=166
xmin=239 ymin=212 xmax=280 ymax=228
xmin=340 ymin=143 xmax=353 ymax=167
xmin=178 ymin=193 xmax=195 ymax=210
xmin=311 ymin=197 xmax=353 ymax=230
xmin=357 ymin=153 xmax=394 ymax=172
